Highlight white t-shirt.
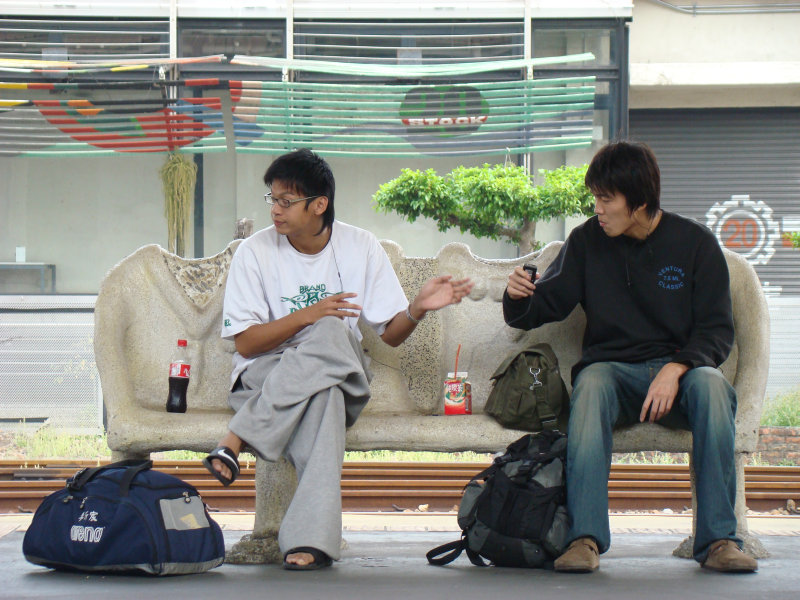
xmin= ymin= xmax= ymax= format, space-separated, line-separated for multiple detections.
xmin=221 ymin=220 xmax=409 ymax=387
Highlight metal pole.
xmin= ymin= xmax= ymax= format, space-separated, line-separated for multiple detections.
xmin=523 ymin=1 xmax=533 ymax=175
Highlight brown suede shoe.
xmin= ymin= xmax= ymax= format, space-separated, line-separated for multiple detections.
xmin=702 ymin=539 xmax=758 ymax=573
xmin=554 ymin=537 xmax=599 ymax=573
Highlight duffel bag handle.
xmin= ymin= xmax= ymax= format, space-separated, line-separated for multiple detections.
xmin=68 ymin=459 xmax=153 ymax=496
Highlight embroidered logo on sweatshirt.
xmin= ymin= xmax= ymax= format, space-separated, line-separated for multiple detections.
xmin=657 ymin=265 xmax=685 ymax=291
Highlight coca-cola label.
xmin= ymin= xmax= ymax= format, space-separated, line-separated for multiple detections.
xmin=169 ymin=362 xmax=191 ymax=378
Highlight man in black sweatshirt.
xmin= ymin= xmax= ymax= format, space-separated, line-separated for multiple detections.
xmin=503 ymin=141 xmax=757 ymax=574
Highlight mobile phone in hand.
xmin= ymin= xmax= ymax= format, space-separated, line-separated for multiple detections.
xmin=523 ymin=263 xmax=537 ymax=281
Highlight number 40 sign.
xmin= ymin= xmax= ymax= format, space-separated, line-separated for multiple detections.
xmin=705 ymin=195 xmax=782 ymax=266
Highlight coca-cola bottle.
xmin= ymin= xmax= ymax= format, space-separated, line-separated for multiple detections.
xmin=166 ymin=339 xmax=190 ymax=413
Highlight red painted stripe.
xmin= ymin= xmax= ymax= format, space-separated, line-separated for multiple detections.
xmin=183 ymin=78 xmax=220 ymax=86
xmin=44 ymin=112 xmax=217 ymax=127
xmin=82 ymin=135 xmax=213 ymax=149
xmin=44 ymin=114 xmax=187 ymax=125
xmin=27 ymin=83 xmax=55 ymax=90
xmin=183 ymin=97 xmax=222 ymax=109
xmin=71 ymin=132 xmax=211 ymax=142
xmin=229 ymin=80 xmax=242 ymax=104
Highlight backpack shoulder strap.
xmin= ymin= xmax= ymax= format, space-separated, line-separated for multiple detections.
xmin=426 ymin=539 xmax=491 ymax=567
xmin=465 ymin=547 xmax=491 ymax=567
xmin=426 ymin=539 xmax=466 ymax=566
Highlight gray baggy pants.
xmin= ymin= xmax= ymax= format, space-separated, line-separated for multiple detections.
xmin=226 ymin=317 xmax=373 ymax=560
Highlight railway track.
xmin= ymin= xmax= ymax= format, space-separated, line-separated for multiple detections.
xmin=1 ymin=459 xmax=799 ymax=514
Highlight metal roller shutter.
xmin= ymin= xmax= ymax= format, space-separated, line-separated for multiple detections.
xmin=631 ymin=108 xmax=800 ymax=398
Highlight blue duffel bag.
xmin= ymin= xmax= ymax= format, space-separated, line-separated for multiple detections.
xmin=23 ymin=459 xmax=225 ymax=575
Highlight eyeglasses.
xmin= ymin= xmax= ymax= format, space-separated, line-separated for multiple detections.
xmin=264 ymin=192 xmax=320 ymax=209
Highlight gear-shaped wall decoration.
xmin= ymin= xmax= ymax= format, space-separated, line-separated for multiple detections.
xmin=705 ymin=195 xmax=781 ymax=266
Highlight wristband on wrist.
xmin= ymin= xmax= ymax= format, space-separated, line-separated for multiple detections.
xmin=405 ymin=305 xmax=424 ymax=324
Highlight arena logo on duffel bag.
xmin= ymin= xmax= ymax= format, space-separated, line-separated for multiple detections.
xmin=70 ymin=525 xmax=105 ymax=543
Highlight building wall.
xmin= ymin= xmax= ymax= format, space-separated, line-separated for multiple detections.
xmin=202 ymin=151 xmax=524 ymax=266
xmin=0 ymin=155 xmax=167 ymax=294
xmin=0 ymin=2 xmax=621 ymax=294
xmin=627 ymin=2 xmax=800 ymax=400
xmin=1 ymin=151 xmax=525 ymax=294
xmin=629 ymin=0 xmax=800 ymax=109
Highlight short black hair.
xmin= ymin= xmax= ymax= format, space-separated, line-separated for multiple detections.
xmin=263 ymin=148 xmax=335 ymax=235
xmin=584 ymin=141 xmax=661 ymax=219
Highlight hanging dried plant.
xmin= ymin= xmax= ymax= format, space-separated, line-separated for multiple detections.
xmin=160 ymin=152 xmax=197 ymax=256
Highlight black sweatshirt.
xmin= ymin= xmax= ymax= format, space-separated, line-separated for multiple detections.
xmin=503 ymin=211 xmax=734 ymax=382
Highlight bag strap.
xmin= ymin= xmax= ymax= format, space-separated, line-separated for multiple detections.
xmin=490 ymin=341 xmax=559 ymax=382
xmin=505 ymin=433 xmax=533 ymax=456
xmin=534 ymin=383 xmax=558 ymax=431
xmin=529 ymin=343 xmax=559 ymax=368
xmin=67 ymin=459 xmax=153 ymax=495
xmin=471 ymin=461 xmax=500 ymax=482
xmin=117 ymin=460 xmax=155 ymax=497
xmin=532 ymin=487 xmax=564 ymax=543
xmin=465 ymin=547 xmax=491 ymax=567
xmin=426 ymin=539 xmax=466 ymax=566
xmin=426 ymin=539 xmax=490 ymax=567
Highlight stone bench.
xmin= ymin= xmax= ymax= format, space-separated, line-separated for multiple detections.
xmin=95 ymin=239 xmax=769 ymax=562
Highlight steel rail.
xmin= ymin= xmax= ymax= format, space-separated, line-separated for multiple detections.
xmin=1 ymin=460 xmax=798 ymax=514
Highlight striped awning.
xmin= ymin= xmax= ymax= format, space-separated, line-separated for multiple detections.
xmin=230 ymin=76 xmax=595 ymax=157
xmin=0 ymin=53 xmax=596 ymax=157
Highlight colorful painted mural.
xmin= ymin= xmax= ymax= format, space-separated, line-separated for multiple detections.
xmin=0 ymin=53 xmax=597 ymax=157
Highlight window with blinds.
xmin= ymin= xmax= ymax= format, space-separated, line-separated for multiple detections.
xmin=178 ymin=19 xmax=285 ymax=76
xmin=293 ymin=20 xmax=524 ymax=65
xmin=0 ymin=17 xmax=169 ymax=66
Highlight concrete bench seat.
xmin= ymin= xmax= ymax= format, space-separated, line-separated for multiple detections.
xmin=95 ymin=238 xmax=769 ymax=562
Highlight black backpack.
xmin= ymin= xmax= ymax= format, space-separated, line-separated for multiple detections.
xmin=484 ymin=342 xmax=570 ymax=432
xmin=426 ymin=430 xmax=569 ymax=569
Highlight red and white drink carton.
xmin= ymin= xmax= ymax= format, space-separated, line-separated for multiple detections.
xmin=444 ymin=371 xmax=472 ymax=415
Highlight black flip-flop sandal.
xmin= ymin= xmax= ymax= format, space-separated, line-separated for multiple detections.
xmin=201 ymin=446 xmax=240 ymax=486
xmin=283 ymin=547 xmax=333 ymax=571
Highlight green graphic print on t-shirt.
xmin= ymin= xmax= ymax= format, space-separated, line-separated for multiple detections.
xmin=281 ymin=284 xmax=338 ymax=313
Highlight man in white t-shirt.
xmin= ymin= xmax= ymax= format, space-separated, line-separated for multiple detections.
xmin=203 ymin=148 xmax=473 ymax=570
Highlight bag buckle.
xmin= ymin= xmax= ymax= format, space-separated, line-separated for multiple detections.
xmin=67 ymin=467 xmax=88 ymax=491
xmin=517 ymin=460 xmax=534 ymax=477
xmin=529 ymin=367 xmax=543 ymax=388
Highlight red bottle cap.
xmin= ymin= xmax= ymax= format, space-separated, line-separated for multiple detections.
xmin=177 ymin=339 xmax=187 ymax=347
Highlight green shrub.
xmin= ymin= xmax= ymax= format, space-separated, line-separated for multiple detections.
xmin=761 ymin=389 xmax=800 ymax=427
xmin=10 ymin=427 xmax=111 ymax=460
xmin=2 ymin=429 xmax=491 ymax=463
xmin=344 ymin=450 xmax=491 ymax=463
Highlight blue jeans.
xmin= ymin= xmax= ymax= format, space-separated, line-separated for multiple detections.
xmin=566 ymin=358 xmax=740 ymax=562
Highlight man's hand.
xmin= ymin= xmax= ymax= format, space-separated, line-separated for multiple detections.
xmin=640 ymin=362 xmax=690 ymax=423
xmin=408 ymin=275 xmax=474 ymax=320
xmin=506 ymin=265 xmax=538 ymax=300
xmin=381 ymin=275 xmax=473 ymax=347
xmin=301 ymin=292 xmax=361 ymax=324
xmin=233 ymin=292 xmax=362 ymax=358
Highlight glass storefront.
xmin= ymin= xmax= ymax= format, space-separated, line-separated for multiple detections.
xmin=0 ymin=14 xmax=629 ymax=294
